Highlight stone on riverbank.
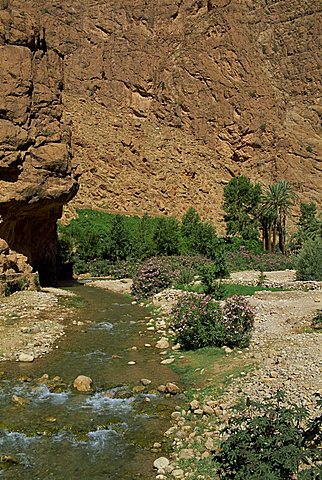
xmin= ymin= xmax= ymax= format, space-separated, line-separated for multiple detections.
xmin=17 ymin=353 xmax=34 ymax=362
xmin=155 ymin=337 xmax=170 ymax=349
xmin=153 ymin=457 xmax=170 ymax=470
xmin=165 ymin=383 xmax=181 ymax=395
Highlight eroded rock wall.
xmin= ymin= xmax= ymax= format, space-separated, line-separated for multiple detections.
xmin=0 ymin=0 xmax=321 ymax=249
xmin=0 ymin=4 xmax=78 ymax=283
xmin=28 ymin=0 xmax=321 ymax=224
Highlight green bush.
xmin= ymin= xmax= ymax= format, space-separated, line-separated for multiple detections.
xmin=170 ymin=293 xmax=225 ymax=350
xmin=214 ymin=392 xmax=322 ymax=479
xmin=170 ymin=294 xmax=255 ymax=350
xmin=222 ymin=295 xmax=255 ymax=347
xmin=199 ymin=263 xmax=228 ymax=299
xmin=88 ymin=259 xmax=113 ymax=277
xmin=296 ymin=237 xmax=322 ymax=281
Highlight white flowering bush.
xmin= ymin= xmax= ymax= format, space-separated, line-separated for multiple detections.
xmin=222 ymin=295 xmax=255 ymax=347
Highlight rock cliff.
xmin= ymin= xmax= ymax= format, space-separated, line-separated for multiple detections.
xmin=34 ymin=0 xmax=321 ymax=224
xmin=0 ymin=4 xmax=78 ymax=283
xmin=0 ymin=0 xmax=321 ymax=266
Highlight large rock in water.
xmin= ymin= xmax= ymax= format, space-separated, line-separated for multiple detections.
xmin=0 ymin=7 xmax=79 ymax=285
xmin=73 ymin=375 xmax=93 ymax=392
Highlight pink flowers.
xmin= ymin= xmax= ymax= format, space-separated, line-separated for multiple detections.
xmin=170 ymin=294 xmax=255 ymax=350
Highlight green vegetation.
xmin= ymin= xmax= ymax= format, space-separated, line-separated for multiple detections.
xmin=214 ymin=392 xmax=322 ymax=479
xmin=170 ymin=347 xmax=252 ymax=395
xmin=170 ymin=294 xmax=255 ymax=350
xmin=223 ymin=176 xmax=262 ymax=242
xmin=4 ymin=278 xmax=29 ymax=296
xmin=290 ymin=202 xmax=322 ymax=252
xmin=261 ymin=180 xmax=297 ymax=254
xmin=58 ymin=176 xmax=321 ymax=286
xmin=311 ymin=309 xmax=322 ymax=330
xmin=175 ymin=282 xmax=287 ymax=298
xmin=296 ymin=237 xmax=322 ymax=281
xmin=58 ymin=208 xmax=224 ymax=276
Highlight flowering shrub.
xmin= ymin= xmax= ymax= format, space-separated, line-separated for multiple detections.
xmin=131 ymin=255 xmax=211 ymax=299
xmin=227 ymin=248 xmax=296 ymax=272
xmin=131 ymin=257 xmax=172 ymax=298
xmin=170 ymin=294 xmax=255 ymax=350
xmin=170 ymin=293 xmax=225 ymax=350
xmin=222 ymin=295 xmax=255 ymax=347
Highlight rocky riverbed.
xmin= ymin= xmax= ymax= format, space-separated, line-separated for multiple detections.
xmin=147 ymin=272 xmax=322 ymax=479
xmin=0 ymin=288 xmax=76 ymax=362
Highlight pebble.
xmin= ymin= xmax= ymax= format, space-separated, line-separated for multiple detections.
xmin=172 ymin=468 xmax=184 ymax=478
xmin=160 ymin=358 xmax=175 ymax=365
xmin=127 ymin=361 xmax=136 ymax=365
xmin=153 ymin=457 xmax=170 ymax=470
xmin=17 ymin=353 xmax=34 ymax=362
xmin=140 ymin=378 xmax=152 ymax=386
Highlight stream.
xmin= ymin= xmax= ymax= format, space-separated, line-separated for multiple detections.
xmin=0 ymin=284 xmax=181 ymax=479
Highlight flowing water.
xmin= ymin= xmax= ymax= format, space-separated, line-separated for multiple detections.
xmin=0 ymin=285 xmax=180 ymax=479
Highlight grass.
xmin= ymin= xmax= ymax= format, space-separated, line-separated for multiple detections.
xmin=170 ymin=346 xmax=254 ymax=399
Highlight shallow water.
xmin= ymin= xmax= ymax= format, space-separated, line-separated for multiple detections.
xmin=0 ymin=285 xmax=180 ymax=479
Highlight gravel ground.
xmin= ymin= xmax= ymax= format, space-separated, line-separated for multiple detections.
xmin=151 ymin=271 xmax=322 ymax=479
xmin=0 ymin=288 xmax=76 ymax=362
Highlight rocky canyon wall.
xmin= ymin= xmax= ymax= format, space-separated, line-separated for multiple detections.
xmin=0 ymin=0 xmax=321 ymax=272
xmin=0 ymin=3 xmax=79 ymax=283
xmin=29 ymin=0 xmax=321 ymax=225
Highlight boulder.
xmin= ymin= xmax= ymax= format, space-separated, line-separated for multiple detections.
xmin=153 ymin=457 xmax=170 ymax=470
xmin=73 ymin=375 xmax=93 ymax=392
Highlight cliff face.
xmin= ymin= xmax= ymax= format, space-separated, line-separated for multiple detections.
xmin=0 ymin=4 xmax=78 ymax=283
xmin=0 ymin=0 xmax=321 ymax=259
xmin=33 ymin=0 xmax=321 ymax=224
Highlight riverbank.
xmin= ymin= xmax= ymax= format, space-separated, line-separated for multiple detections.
xmin=149 ymin=283 xmax=322 ymax=479
xmin=0 ymin=288 xmax=77 ymax=362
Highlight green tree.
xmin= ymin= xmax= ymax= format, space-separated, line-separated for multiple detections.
xmin=109 ymin=215 xmax=130 ymax=261
xmin=289 ymin=202 xmax=322 ymax=252
xmin=132 ymin=213 xmax=156 ymax=260
xmin=261 ymin=180 xmax=297 ymax=254
xmin=181 ymin=208 xmax=202 ymax=253
xmin=223 ymin=176 xmax=262 ymax=241
xmin=298 ymin=202 xmax=322 ymax=241
xmin=153 ymin=216 xmax=180 ymax=256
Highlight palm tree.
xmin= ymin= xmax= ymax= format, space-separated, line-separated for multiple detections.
xmin=261 ymin=181 xmax=297 ymax=254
